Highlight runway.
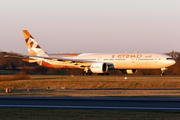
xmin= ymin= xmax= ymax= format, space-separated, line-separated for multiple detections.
xmin=1 ymin=97 xmax=180 ymax=111
xmin=2 ymin=88 xmax=180 ymax=92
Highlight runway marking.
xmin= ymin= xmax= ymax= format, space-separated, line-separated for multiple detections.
xmin=1 ymin=105 xmax=180 ymax=110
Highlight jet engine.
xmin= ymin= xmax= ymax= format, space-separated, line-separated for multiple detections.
xmin=90 ymin=62 xmax=108 ymax=73
xmin=119 ymin=69 xmax=137 ymax=74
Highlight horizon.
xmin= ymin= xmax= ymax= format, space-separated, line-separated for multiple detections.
xmin=0 ymin=0 xmax=180 ymax=55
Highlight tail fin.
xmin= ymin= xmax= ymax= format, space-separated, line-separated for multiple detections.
xmin=22 ymin=30 xmax=48 ymax=57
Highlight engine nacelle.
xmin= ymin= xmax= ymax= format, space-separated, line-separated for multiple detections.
xmin=120 ymin=69 xmax=137 ymax=74
xmin=90 ymin=63 xmax=108 ymax=73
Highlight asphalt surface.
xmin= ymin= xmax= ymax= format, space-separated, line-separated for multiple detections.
xmin=2 ymin=88 xmax=180 ymax=92
xmin=1 ymin=97 xmax=180 ymax=111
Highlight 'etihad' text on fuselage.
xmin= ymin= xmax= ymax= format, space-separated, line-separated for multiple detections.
xmin=117 ymin=54 xmax=142 ymax=58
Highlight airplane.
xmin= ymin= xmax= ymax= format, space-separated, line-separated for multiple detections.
xmin=5 ymin=30 xmax=176 ymax=76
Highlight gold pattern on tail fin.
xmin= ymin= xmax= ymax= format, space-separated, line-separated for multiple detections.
xmin=22 ymin=30 xmax=48 ymax=57
xmin=23 ymin=30 xmax=31 ymax=40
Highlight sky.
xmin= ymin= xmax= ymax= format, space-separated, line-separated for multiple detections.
xmin=0 ymin=0 xmax=180 ymax=55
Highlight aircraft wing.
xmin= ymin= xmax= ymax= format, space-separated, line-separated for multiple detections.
xmin=4 ymin=55 xmax=114 ymax=66
xmin=29 ymin=56 xmax=114 ymax=66
xmin=29 ymin=55 xmax=94 ymax=63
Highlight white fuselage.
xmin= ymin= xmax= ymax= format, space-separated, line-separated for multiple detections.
xmin=46 ymin=53 xmax=176 ymax=70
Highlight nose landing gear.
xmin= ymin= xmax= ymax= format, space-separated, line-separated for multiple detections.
xmin=161 ymin=73 xmax=164 ymax=76
xmin=161 ymin=68 xmax=167 ymax=76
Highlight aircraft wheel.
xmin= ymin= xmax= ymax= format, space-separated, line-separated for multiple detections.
xmin=161 ymin=73 xmax=164 ymax=76
xmin=81 ymin=72 xmax=87 ymax=75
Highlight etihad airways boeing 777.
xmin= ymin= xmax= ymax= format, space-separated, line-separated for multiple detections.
xmin=5 ymin=30 xmax=176 ymax=75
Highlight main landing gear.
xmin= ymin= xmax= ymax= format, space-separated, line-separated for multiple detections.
xmin=81 ymin=72 xmax=92 ymax=75
xmin=80 ymin=71 xmax=109 ymax=75
xmin=81 ymin=67 xmax=92 ymax=75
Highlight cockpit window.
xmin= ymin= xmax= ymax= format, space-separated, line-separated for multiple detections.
xmin=166 ymin=58 xmax=173 ymax=60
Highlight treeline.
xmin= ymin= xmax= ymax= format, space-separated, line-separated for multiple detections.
xmin=0 ymin=52 xmax=67 ymax=75
xmin=0 ymin=51 xmax=180 ymax=75
xmin=0 ymin=52 xmax=28 ymax=70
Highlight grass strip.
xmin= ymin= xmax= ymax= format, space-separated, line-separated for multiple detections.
xmin=0 ymin=108 xmax=180 ymax=120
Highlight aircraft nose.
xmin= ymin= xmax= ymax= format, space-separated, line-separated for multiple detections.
xmin=172 ymin=59 xmax=176 ymax=65
xmin=168 ymin=59 xmax=176 ymax=66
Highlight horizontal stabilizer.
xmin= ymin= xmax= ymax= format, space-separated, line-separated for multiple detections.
xmin=4 ymin=55 xmax=35 ymax=60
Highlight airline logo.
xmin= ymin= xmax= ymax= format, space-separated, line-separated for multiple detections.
xmin=145 ymin=55 xmax=152 ymax=58
xmin=23 ymin=30 xmax=47 ymax=56
xmin=117 ymin=54 xmax=143 ymax=58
